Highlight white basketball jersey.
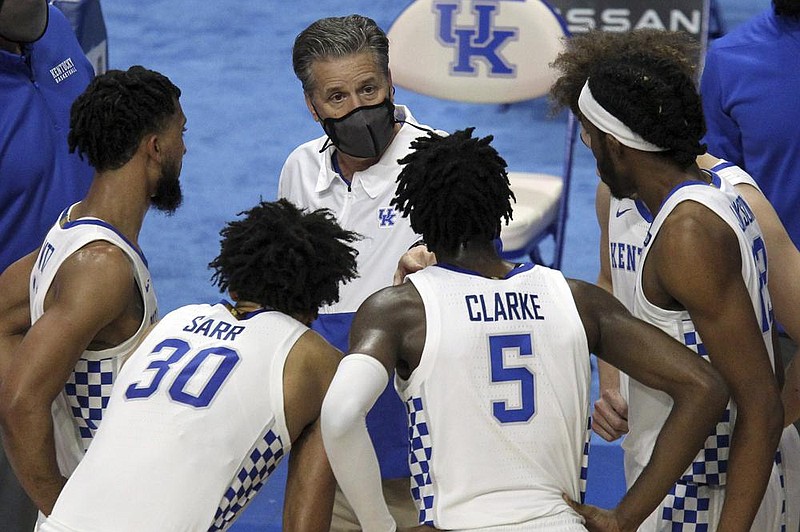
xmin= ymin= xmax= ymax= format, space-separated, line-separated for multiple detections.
xmin=43 ymin=302 xmax=305 ymax=531
xmin=400 ymin=264 xmax=591 ymax=530
xmin=607 ymin=163 xmax=760 ymax=402
xmin=607 ymin=161 xmax=759 ymax=312
xmin=624 ymin=174 xmax=775 ymax=488
xmin=30 ymin=205 xmax=158 ymax=477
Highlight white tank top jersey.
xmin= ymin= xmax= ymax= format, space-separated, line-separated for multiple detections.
xmin=400 ymin=263 xmax=591 ymax=530
xmin=41 ymin=302 xmax=305 ymax=532
xmin=624 ymin=173 xmax=776 ymax=489
xmin=29 ymin=205 xmax=158 ymax=477
xmin=607 ymin=163 xmax=760 ymax=403
xmin=607 ymin=161 xmax=760 ymax=312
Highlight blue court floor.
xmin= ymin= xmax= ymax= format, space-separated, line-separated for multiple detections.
xmin=99 ymin=0 xmax=769 ymax=529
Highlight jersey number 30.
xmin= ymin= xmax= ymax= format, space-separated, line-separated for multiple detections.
xmin=489 ymin=333 xmax=536 ymax=424
xmin=125 ymin=338 xmax=240 ymax=408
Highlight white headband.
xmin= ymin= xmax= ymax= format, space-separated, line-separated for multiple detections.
xmin=578 ymin=79 xmax=668 ymax=152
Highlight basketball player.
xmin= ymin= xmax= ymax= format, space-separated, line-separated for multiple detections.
xmin=0 ymin=66 xmax=184 ymax=516
xmin=321 ymin=128 xmax=728 ymax=530
xmin=549 ymin=38 xmax=786 ymax=529
xmin=37 ymin=199 xmax=358 ymax=531
xmin=547 ymin=28 xmax=800 ymax=439
xmin=550 ymin=29 xmax=800 ymax=531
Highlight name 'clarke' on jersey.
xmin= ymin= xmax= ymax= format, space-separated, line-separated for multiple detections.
xmin=464 ymin=291 xmax=545 ymax=322
xmin=399 ymin=262 xmax=591 ymax=529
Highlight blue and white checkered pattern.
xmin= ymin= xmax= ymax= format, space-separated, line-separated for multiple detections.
xmin=680 ymin=320 xmax=730 ymax=486
xmin=776 ymin=449 xmax=787 ymax=532
xmin=64 ymin=357 xmax=116 ymax=451
xmin=661 ymin=481 xmax=711 ymax=531
xmin=210 ymin=429 xmax=285 ymax=531
xmin=406 ymin=396 xmax=435 ymax=526
xmin=580 ymin=416 xmax=591 ymax=504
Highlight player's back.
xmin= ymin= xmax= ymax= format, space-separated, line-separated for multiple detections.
xmin=400 ymin=263 xmax=591 ymax=530
xmin=42 ymin=301 xmax=306 ymax=532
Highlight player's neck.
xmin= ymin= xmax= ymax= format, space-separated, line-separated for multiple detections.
xmin=72 ymin=168 xmax=152 ymax=246
xmin=637 ymin=162 xmax=708 ymax=216
xmin=439 ymin=241 xmax=516 ymax=279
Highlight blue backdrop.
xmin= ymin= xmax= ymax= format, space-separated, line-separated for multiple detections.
xmin=98 ymin=0 xmax=769 ymax=529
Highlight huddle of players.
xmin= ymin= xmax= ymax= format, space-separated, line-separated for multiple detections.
xmin=1 ymin=12 xmax=797 ymax=532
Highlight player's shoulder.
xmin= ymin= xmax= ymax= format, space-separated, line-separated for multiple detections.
xmin=290 ymin=328 xmax=343 ymax=373
xmin=64 ymin=240 xmax=133 ymax=275
xmin=361 ymin=282 xmax=421 ymax=314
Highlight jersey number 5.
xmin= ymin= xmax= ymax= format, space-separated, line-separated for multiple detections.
xmin=489 ymin=333 xmax=536 ymax=424
xmin=125 ymin=338 xmax=240 ymax=408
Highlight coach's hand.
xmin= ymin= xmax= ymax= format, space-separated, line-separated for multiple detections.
xmin=393 ymin=245 xmax=436 ymax=285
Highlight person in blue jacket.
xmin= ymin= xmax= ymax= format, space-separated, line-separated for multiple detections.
xmin=0 ymin=1 xmax=94 ymax=530
xmin=700 ymin=0 xmax=800 ymax=413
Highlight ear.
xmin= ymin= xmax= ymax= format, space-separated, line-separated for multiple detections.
xmin=304 ymin=92 xmax=320 ymax=122
xmin=143 ymin=132 xmax=162 ymax=163
xmin=604 ymin=134 xmax=626 ymax=157
xmin=387 ymin=69 xmax=395 ymax=103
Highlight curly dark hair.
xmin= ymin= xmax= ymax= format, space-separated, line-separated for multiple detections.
xmin=68 ymin=66 xmax=181 ymax=172
xmin=586 ymin=54 xmax=706 ymax=167
xmin=209 ymin=199 xmax=360 ymax=318
xmin=392 ymin=128 xmax=514 ymax=255
xmin=774 ymin=0 xmax=800 ymax=18
xmin=550 ymin=30 xmax=705 ymax=167
xmin=550 ymin=29 xmax=699 ymax=116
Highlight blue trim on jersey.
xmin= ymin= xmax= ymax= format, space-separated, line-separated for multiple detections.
xmin=635 ymin=199 xmax=653 ymax=223
xmin=434 ymin=261 xmax=535 ymax=279
xmin=658 ymin=173 xmax=723 ymax=213
xmin=61 ymin=217 xmax=148 ymax=266
xmin=706 ymin=169 xmax=723 ymax=189
xmin=711 ymin=160 xmax=737 ymax=173
xmin=217 ymin=299 xmax=274 ymax=320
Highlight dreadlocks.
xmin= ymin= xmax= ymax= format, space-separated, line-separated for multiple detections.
xmin=68 ymin=65 xmax=181 ymax=172
xmin=209 ymin=199 xmax=360 ymax=318
xmin=392 ymin=128 xmax=514 ymax=255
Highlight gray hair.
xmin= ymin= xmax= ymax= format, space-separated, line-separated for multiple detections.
xmin=292 ymin=14 xmax=390 ymax=93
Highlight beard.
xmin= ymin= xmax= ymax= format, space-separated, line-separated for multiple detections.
xmin=150 ymin=157 xmax=183 ymax=214
xmin=596 ymin=143 xmax=633 ymax=200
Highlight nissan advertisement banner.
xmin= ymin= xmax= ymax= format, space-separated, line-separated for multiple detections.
xmin=547 ymin=0 xmax=710 ymax=64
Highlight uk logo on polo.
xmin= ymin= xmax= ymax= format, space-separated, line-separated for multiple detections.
xmin=378 ymin=208 xmax=397 ymax=227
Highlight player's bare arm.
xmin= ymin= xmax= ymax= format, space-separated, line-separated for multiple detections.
xmin=0 ymin=242 xmax=139 ymax=515
xmin=650 ymin=202 xmax=783 ymax=530
xmin=592 ymin=182 xmax=629 ymax=442
xmin=320 ymin=283 xmax=425 ymax=531
xmin=0 ymin=250 xmax=37 ymax=380
xmin=568 ymin=278 xmax=728 ymax=530
xmin=283 ymin=330 xmax=342 ymax=531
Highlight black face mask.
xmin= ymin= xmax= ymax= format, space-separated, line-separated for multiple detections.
xmin=319 ymin=99 xmax=397 ymax=159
